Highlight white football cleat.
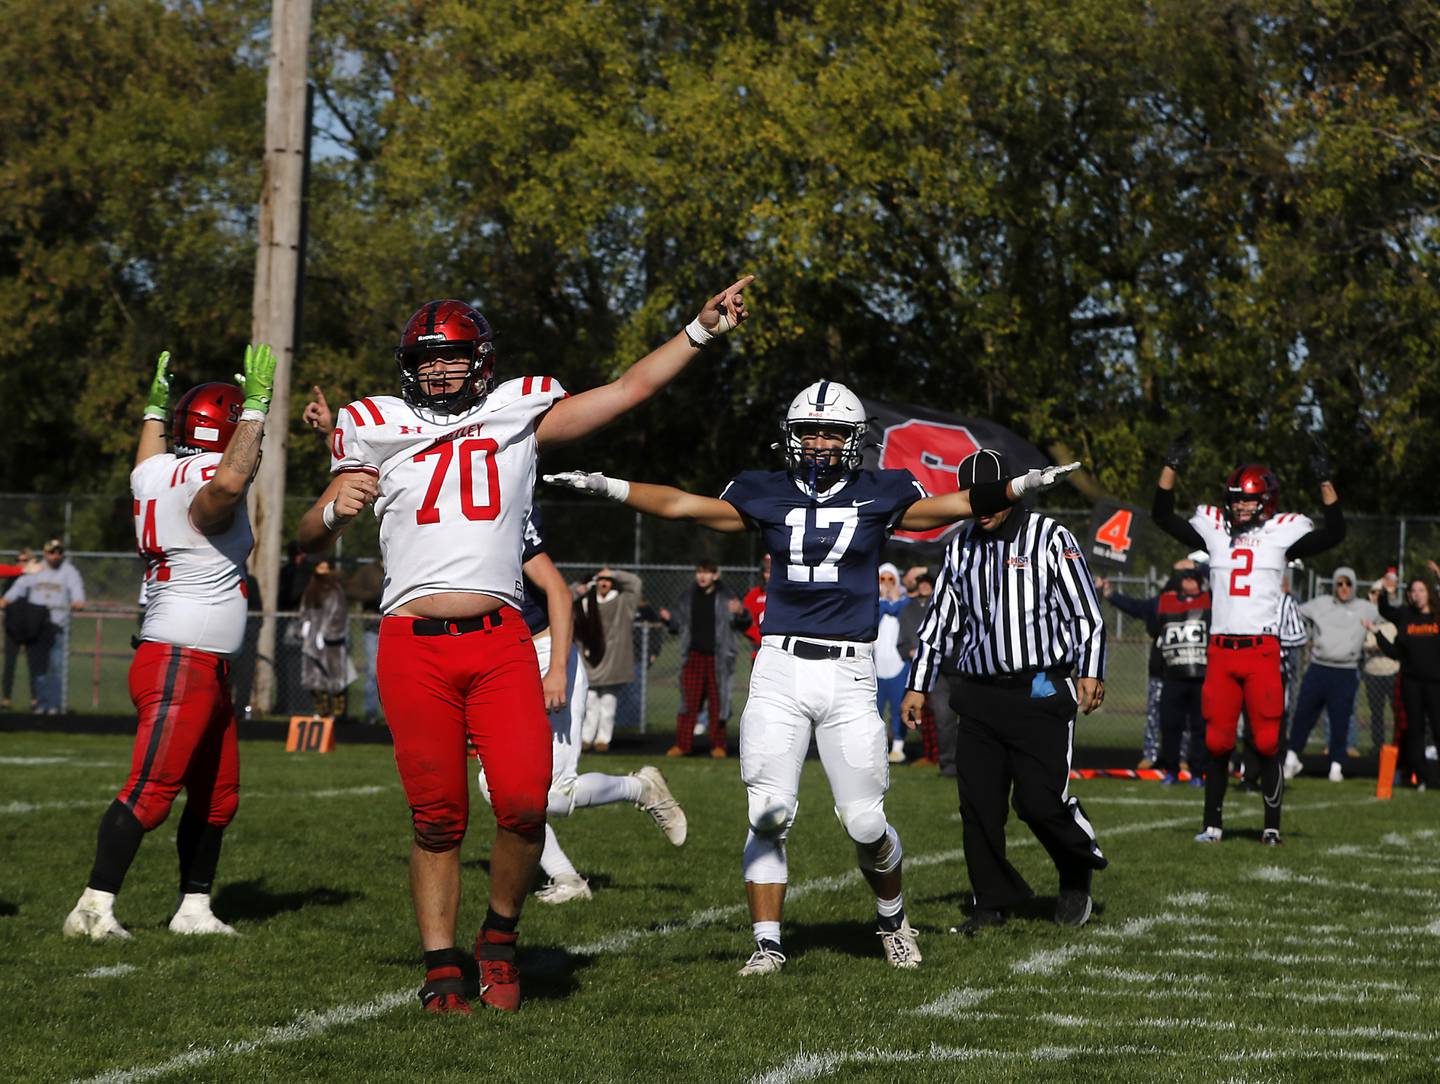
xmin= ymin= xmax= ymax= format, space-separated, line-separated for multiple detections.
xmin=169 ymin=894 xmax=238 ymax=936
xmin=878 ymin=919 xmax=922 ymax=969
xmin=739 ymin=942 xmax=786 ymax=977
xmin=1193 ymin=826 xmax=1223 ymax=844
xmin=63 ymin=889 xmax=132 ymax=942
xmin=633 ymin=766 xmax=687 ymax=846
xmin=534 ymin=873 xmax=592 ymax=904
xmin=1283 ymin=749 xmax=1303 ymax=780
xmin=1328 ymin=761 xmax=1344 ymax=783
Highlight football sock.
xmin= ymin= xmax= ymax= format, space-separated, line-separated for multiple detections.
xmin=571 ymin=773 xmax=641 ymax=808
xmin=1260 ymin=752 xmax=1284 ymax=831
xmin=483 ymin=907 xmax=518 ymax=935
xmin=88 ymin=800 xmax=146 ymax=895
xmin=1203 ymin=750 xmax=1230 ymax=830
xmin=752 ymin=920 xmax=782 ymax=949
xmin=176 ymin=805 xmax=225 ymax=895
xmin=876 ymin=894 xmax=905 ymax=932
xmin=539 ymin=824 xmax=579 ymax=879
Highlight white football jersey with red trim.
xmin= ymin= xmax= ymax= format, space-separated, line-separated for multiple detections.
xmin=1189 ymin=505 xmax=1313 ymax=636
xmin=130 ymin=452 xmax=253 ymax=655
xmin=330 ymin=377 xmax=567 ymax=613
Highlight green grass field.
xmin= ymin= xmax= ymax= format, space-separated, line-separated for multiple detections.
xmin=3 ymin=732 xmax=1437 ymax=1082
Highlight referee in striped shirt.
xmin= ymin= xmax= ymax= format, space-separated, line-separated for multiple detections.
xmin=901 ymin=449 xmax=1109 ymax=933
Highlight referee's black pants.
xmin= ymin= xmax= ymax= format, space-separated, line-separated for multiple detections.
xmin=952 ymin=675 xmax=1107 ymax=911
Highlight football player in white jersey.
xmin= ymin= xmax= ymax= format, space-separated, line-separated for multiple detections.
xmin=1152 ymin=434 xmax=1344 ymax=845
xmin=63 ymin=345 xmax=275 ymax=941
xmin=296 ymin=279 xmax=752 ymax=1014
xmin=546 ymin=380 xmax=1076 ymax=976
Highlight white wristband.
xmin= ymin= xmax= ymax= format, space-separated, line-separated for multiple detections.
xmin=322 ymin=500 xmax=339 ymax=531
xmin=240 ymin=408 xmax=266 ymax=423
xmin=1009 ymin=470 xmax=1040 ymax=499
xmin=142 ymin=410 xmax=165 ymax=423
xmin=683 ymin=317 xmax=714 ymax=348
xmin=603 ymin=477 xmax=631 ymax=503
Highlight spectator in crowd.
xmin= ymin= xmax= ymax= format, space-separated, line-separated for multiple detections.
xmin=904 ymin=566 xmax=961 ymax=778
xmin=1 ymin=547 xmax=42 ymax=710
xmin=576 ymin=567 xmax=642 ymax=752
xmin=227 ymin=571 xmax=262 ymax=721
xmin=1371 ymin=568 xmax=1440 ymax=788
xmin=1283 ymin=566 xmax=1379 ymax=782
xmin=661 ymin=559 xmax=751 ymax=758
xmin=299 ymin=557 xmax=355 ymax=720
xmin=741 ymin=554 xmax=770 ymax=658
xmin=277 ymin=540 xmax=313 ymax=712
xmin=0 ymin=539 xmax=86 ymax=714
xmin=346 ymin=560 xmax=386 ymax=725
xmin=896 ymin=567 xmax=940 ymax=768
xmin=875 ymin=563 xmax=910 ymax=763
xmin=1362 ymin=573 xmax=1401 ymax=752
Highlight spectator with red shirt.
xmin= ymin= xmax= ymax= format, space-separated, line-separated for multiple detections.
xmin=741 ymin=554 xmax=770 ymax=657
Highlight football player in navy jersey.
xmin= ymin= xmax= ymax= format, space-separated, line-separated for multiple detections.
xmin=547 ymin=380 xmax=1076 ymax=976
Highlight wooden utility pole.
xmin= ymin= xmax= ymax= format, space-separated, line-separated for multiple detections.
xmin=248 ymin=0 xmax=313 ymax=712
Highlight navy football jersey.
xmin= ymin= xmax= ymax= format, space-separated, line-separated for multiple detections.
xmin=518 ymin=505 xmax=549 ymax=635
xmin=719 ymin=469 xmax=927 ymax=641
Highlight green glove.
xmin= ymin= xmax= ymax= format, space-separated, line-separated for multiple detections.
xmin=241 ymin=343 xmax=277 ymax=415
xmin=143 ymin=351 xmax=172 ymax=421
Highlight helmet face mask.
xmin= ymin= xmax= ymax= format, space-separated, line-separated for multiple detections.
xmin=395 ymin=300 xmax=496 ymax=418
xmin=1223 ymin=464 xmax=1279 ymax=531
xmin=781 ymin=381 xmax=867 ymax=492
xmin=171 ymin=382 xmax=245 ymax=457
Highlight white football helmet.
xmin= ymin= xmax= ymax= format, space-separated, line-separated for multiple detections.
xmin=782 ymin=380 xmax=868 ymax=486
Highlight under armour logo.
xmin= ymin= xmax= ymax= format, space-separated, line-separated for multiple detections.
xmin=399 ymin=425 xmax=424 ymax=434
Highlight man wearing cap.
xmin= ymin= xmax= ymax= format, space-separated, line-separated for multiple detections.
xmin=901 ymin=448 xmax=1108 ymax=934
xmin=1283 ymin=567 xmax=1380 ymax=782
xmin=1 ymin=539 xmax=86 ymax=714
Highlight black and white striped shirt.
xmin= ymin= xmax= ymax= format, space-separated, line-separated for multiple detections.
xmin=908 ymin=507 xmax=1107 ymax=690
xmin=1277 ymin=591 xmax=1307 ymax=649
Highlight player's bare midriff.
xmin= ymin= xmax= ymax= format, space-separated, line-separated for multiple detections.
xmin=391 ymin=591 xmax=509 ymax=619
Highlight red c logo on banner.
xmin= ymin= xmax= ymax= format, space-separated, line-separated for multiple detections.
xmin=879 ymin=420 xmax=980 ymax=542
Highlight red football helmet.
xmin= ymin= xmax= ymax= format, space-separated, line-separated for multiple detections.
xmin=1223 ymin=463 xmax=1279 ymax=529
xmin=395 ymin=299 xmax=496 ymax=415
xmin=170 ymin=382 xmax=244 ymax=456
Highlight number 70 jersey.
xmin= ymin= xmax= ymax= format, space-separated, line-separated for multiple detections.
xmin=719 ymin=469 xmax=927 ymax=642
xmin=1189 ymin=505 xmax=1313 ymax=636
xmin=330 ymin=378 xmax=567 ymax=614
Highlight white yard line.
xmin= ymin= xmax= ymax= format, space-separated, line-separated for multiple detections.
xmin=71 ymin=796 xmax=1383 ymax=1084
xmin=79 ymin=964 xmax=139 ymax=980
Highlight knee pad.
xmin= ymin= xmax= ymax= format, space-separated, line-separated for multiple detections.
xmin=412 ymin=813 xmax=466 ymax=854
xmin=835 ymin=796 xmax=887 ymax=846
xmin=856 ymin=824 xmax=902 ymax=874
xmin=209 ymin=786 xmax=239 ymax=829
xmin=742 ymin=829 xmax=788 ymax=884
xmin=546 ymin=779 xmax=577 ymax=819
xmin=747 ymin=792 xmax=796 ymax=836
xmin=492 ymin=795 xmax=547 ymax=838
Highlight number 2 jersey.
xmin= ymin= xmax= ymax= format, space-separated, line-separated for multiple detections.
xmin=1189 ymin=505 xmax=1313 ymax=636
xmin=130 ymin=452 xmax=253 ymax=656
xmin=719 ymin=469 xmax=928 ymax=641
xmin=329 ymin=377 xmax=567 ymax=614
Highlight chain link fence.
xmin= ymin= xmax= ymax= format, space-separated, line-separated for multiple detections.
xmin=4 ymin=493 xmax=1436 ymax=757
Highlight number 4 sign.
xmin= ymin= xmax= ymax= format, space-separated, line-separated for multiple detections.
xmin=1087 ymin=499 xmax=1145 ymax=569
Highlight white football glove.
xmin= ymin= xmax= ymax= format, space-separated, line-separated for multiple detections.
xmin=1011 ymin=462 xmax=1081 ymax=498
xmin=542 ymin=471 xmax=631 ymax=503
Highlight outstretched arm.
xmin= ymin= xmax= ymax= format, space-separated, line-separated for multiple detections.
xmin=544 ymin=472 xmax=747 ymax=532
xmin=136 ymin=352 xmax=173 ymax=468
xmin=191 ymin=345 xmax=277 ymax=534
xmin=898 ymin=464 xmax=1081 ymax=531
xmin=535 ymin=276 xmax=753 ymax=448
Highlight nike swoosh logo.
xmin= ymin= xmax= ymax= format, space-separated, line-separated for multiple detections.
xmin=851 ymin=499 xmax=876 ymax=507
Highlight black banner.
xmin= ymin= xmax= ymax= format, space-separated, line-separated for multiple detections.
xmin=858 ymin=397 xmax=1048 ymax=546
xmin=1086 ymin=498 xmax=1144 ymax=569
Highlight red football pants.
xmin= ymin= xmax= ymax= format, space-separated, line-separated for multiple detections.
xmin=1201 ymin=639 xmax=1284 ymax=757
xmin=120 ymin=641 xmax=239 ymax=831
xmin=377 ymin=614 xmax=551 ymax=851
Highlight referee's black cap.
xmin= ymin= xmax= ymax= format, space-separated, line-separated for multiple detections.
xmin=955 ymin=448 xmax=1010 ymax=491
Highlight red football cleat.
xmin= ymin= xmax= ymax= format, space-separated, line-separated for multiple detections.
xmin=418 ymin=948 xmax=479 ymax=1015
xmin=422 ymin=992 xmax=473 ymax=1015
xmin=475 ymin=927 xmax=521 ymax=1012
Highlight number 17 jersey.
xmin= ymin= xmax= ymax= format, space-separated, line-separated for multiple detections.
xmin=330 ymin=378 xmax=567 ymax=614
xmin=719 ymin=469 xmax=927 ymax=641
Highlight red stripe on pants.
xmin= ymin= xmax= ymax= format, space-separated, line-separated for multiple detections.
xmin=121 ymin=642 xmax=239 ymax=831
xmin=378 ymin=615 xmax=551 ymax=850
xmin=675 ymin=650 xmax=722 ymax=752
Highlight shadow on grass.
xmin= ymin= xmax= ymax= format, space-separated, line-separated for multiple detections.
xmin=0 ymin=899 xmax=17 ymax=917
xmin=213 ymin=879 xmax=359 ymax=921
